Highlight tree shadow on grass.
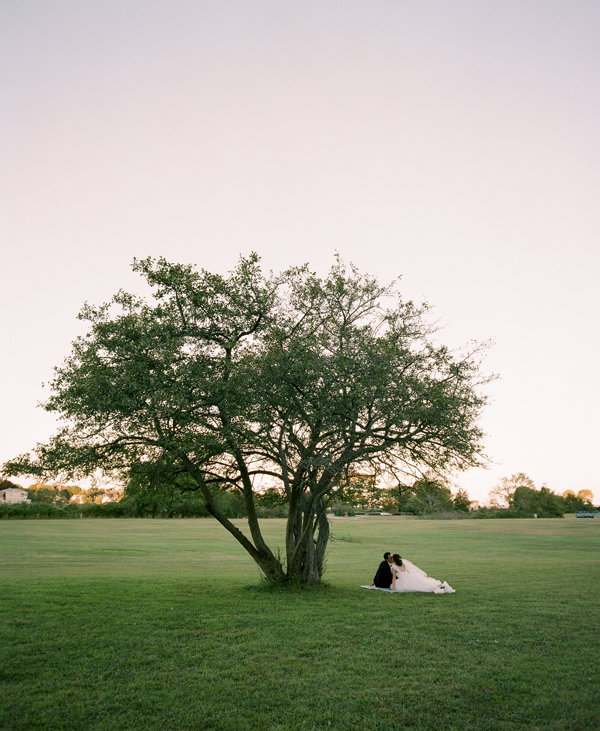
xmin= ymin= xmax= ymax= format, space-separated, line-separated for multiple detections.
xmin=243 ymin=578 xmax=335 ymax=595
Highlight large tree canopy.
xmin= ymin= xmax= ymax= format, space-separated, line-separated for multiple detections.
xmin=5 ymin=255 xmax=492 ymax=584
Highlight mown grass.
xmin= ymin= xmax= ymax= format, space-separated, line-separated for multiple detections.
xmin=1 ymin=516 xmax=598 ymax=730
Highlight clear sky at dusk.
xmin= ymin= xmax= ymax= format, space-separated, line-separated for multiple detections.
xmin=1 ymin=1 xmax=599 ymax=503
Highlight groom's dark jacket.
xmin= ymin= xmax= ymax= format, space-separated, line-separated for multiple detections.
xmin=373 ymin=560 xmax=393 ymax=588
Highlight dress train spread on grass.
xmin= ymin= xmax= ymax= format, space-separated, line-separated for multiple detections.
xmin=361 ymin=558 xmax=455 ymax=594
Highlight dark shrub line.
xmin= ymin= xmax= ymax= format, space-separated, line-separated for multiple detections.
xmin=0 ymin=500 xmax=287 ymax=520
xmin=1 ymin=501 xmax=566 ymax=520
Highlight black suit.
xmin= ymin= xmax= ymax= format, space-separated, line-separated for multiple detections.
xmin=373 ymin=560 xmax=393 ymax=588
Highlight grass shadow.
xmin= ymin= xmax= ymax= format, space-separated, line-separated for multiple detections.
xmin=243 ymin=577 xmax=335 ymax=594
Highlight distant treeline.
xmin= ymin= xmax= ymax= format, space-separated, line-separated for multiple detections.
xmin=0 ymin=480 xmax=121 ymax=505
xmin=0 ymin=488 xmax=286 ymax=520
xmin=1 ymin=474 xmax=595 ymax=520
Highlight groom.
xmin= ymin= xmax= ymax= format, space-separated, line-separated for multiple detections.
xmin=371 ymin=551 xmax=394 ymax=589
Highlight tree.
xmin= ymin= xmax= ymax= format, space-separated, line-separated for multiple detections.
xmin=333 ymin=473 xmax=380 ymax=510
xmin=488 ymin=473 xmax=535 ymax=508
xmin=452 ymin=487 xmax=471 ymax=513
xmin=0 ymin=479 xmax=23 ymax=491
xmin=27 ymin=484 xmax=57 ymax=503
xmin=402 ymin=474 xmax=455 ymax=515
xmin=511 ymin=486 xmax=563 ymax=517
xmin=56 ymin=487 xmax=72 ymax=502
xmin=392 ymin=482 xmax=417 ymax=512
xmin=576 ymin=489 xmax=594 ymax=504
xmin=3 ymin=255 xmax=491 ymax=585
xmin=562 ymin=489 xmax=594 ymax=513
xmin=256 ymin=487 xmax=287 ymax=508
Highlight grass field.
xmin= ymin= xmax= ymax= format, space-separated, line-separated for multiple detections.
xmin=1 ymin=515 xmax=599 ymax=730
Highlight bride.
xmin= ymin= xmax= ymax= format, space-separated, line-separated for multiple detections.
xmin=391 ymin=554 xmax=455 ymax=594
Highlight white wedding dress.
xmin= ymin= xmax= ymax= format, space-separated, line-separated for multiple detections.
xmin=362 ymin=559 xmax=455 ymax=594
xmin=391 ymin=562 xmax=455 ymax=594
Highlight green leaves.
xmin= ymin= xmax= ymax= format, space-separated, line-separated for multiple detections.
xmin=7 ymin=254 xmax=491 ymax=489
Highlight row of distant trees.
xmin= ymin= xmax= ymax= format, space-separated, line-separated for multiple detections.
xmin=0 ymin=479 xmax=120 ymax=505
xmin=0 ymin=477 xmax=270 ymax=519
xmin=487 ymin=472 xmax=595 ymax=517
xmin=2 ymin=472 xmax=595 ymax=519
xmin=315 ymin=471 xmax=596 ymax=517
xmin=121 ymin=470 xmax=593 ymax=519
xmin=321 ymin=472 xmax=471 ymax=516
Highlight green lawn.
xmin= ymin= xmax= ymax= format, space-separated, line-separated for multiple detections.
xmin=1 ymin=516 xmax=598 ymax=730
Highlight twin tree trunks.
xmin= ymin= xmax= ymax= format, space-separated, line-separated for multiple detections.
xmin=4 ymin=255 xmax=491 ymax=585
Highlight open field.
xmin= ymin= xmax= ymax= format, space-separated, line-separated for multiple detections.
xmin=1 ymin=516 xmax=599 ymax=730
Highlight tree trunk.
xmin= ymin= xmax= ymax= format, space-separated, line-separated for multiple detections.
xmin=314 ymin=498 xmax=329 ymax=578
xmin=284 ymin=499 xmax=329 ymax=585
xmin=184 ymin=454 xmax=330 ymax=586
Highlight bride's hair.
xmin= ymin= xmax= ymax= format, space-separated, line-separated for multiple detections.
xmin=392 ymin=554 xmax=402 ymax=566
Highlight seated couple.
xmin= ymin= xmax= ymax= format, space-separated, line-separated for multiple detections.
xmin=363 ymin=552 xmax=455 ymax=594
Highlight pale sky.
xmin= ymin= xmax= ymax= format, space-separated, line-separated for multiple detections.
xmin=2 ymin=1 xmax=599 ymax=504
